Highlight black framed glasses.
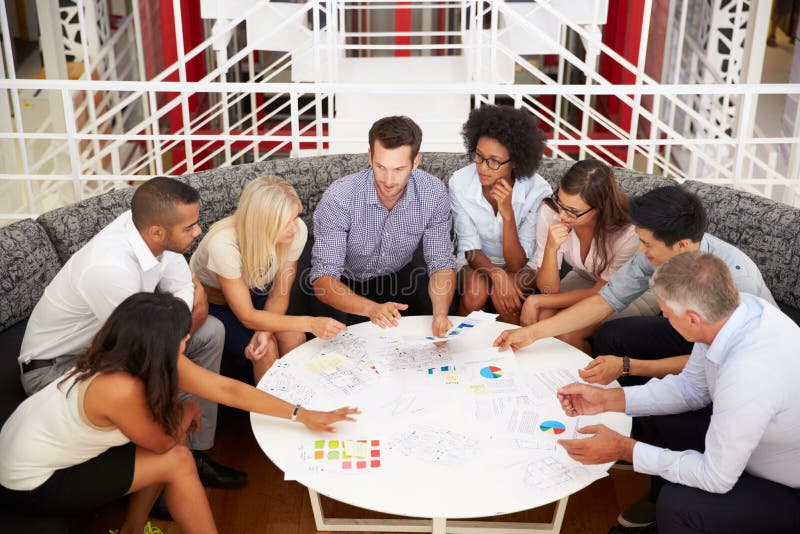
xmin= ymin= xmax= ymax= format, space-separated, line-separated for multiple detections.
xmin=471 ymin=151 xmax=512 ymax=171
xmin=543 ymin=189 xmax=594 ymax=219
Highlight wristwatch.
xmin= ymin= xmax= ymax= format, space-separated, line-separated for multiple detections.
xmin=621 ymin=356 xmax=631 ymax=377
xmin=291 ymin=404 xmax=302 ymax=421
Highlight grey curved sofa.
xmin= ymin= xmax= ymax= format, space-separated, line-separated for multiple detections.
xmin=1 ymin=153 xmax=799 ymax=530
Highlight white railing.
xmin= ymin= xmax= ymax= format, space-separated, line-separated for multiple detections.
xmin=1 ymin=0 xmax=798 ymax=225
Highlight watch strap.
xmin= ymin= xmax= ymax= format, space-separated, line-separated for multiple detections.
xmin=622 ymin=356 xmax=631 ymax=376
xmin=291 ymin=404 xmax=302 ymax=421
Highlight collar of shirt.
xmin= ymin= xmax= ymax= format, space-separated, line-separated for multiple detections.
xmin=702 ymin=296 xmax=758 ymax=365
xmin=363 ymin=168 xmax=415 ymax=211
xmin=123 ymin=213 xmax=161 ymax=273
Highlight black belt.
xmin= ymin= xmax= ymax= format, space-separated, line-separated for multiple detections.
xmin=21 ymin=359 xmax=55 ymax=373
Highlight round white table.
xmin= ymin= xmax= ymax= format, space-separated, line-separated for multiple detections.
xmin=252 ymin=316 xmax=631 ymax=534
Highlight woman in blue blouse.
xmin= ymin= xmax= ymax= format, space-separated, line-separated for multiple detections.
xmin=449 ymin=105 xmax=552 ymax=324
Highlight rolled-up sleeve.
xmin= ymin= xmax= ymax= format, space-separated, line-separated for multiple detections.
xmin=449 ymin=180 xmax=481 ymax=254
xmin=310 ymin=189 xmax=351 ymax=283
xmin=516 ymin=179 xmax=551 ymax=261
xmin=424 ymin=185 xmax=457 ymax=274
xmin=598 ymin=252 xmax=653 ymax=312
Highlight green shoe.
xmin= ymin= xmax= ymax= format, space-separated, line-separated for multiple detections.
xmin=618 ymin=495 xmax=656 ymax=528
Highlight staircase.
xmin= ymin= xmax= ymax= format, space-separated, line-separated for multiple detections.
xmin=200 ymin=0 xmax=609 ymax=153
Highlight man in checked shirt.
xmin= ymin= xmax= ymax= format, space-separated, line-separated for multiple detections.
xmin=310 ymin=116 xmax=457 ymax=338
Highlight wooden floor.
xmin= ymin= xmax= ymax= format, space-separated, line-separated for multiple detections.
xmin=86 ymin=407 xmax=649 ymax=534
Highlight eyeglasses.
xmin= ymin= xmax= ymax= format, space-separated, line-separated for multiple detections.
xmin=543 ymin=189 xmax=594 ymax=219
xmin=472 ymin=151 xmax=512 ymax=171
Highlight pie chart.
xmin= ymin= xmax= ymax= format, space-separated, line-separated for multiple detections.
xmin=479 ymin=365 xmax=503 ymax=379
xmin=539 ymin=420 xmax=566 ymax=435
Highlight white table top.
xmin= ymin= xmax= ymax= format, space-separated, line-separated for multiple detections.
xmin=251 ymin=315 xmax=631 ymax=520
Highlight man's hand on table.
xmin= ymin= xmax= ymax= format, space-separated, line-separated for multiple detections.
xmin=368 ymin=302 xmax=408 ymax=328
xmin=431 ymin=313 xmax=452 ymax=339
xmin=558 ymin=424 xmax=635 ymax=465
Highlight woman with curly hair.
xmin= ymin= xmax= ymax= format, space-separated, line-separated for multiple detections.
xmin=520 ymin=160 xmax=640 ymax=353
xmin=0 ymin=292 xmax=358 ymax=533
xmin=449 ymin=104 xmax=552 ymax=324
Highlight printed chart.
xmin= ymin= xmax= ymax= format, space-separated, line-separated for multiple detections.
xmin=480 ymin=365 xmax=504 ymax=379
xmin=539 ymin=420 xmax=567 ymax=435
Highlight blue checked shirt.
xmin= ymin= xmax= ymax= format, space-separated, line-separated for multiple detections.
xmin=311 ymin=168 xmax=456 ymax=283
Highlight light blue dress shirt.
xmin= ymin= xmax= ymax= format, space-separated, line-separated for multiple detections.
xmin=599 ymin=233 xmax=776 ymax=311
xmin=625 ymin=294 xmax=800 ymax=493
xmin=449 ymin=163 xmax=552 ymax=268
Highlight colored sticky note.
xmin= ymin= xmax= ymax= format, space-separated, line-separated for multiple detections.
xmin=441 ymin=370 xmax=460 ymax=384
xmin=328 ymin=440 xmax=339 ymax=448
xmin=344 ymin=440 xmax=369 ymax=458
xmin=371 ymin=449 xmax=380 ymax=457
xmin=371 ymin=440 xmax=380 ymax=446
xmin=370 ymin=460 xmax=381 ymax=468
xmin=314 ymin=451 xmax=324 ymax=460
xmin=356 ymin=461 xmax=367 ymax=469
xmin=465 ymin=383 xmax=490 ymax=395
xmin=314 ymin=440 xmax=325 ymax=449
xmin=342 ymin=461 xmax=352 ymax=469
xmin=327 ymin=450 xmax=340 ymax=460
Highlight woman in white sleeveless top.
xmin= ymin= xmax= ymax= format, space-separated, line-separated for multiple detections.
xmin=0 ymin=292 xmax=358 ymax=533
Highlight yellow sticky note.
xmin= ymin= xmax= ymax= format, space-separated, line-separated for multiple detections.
xmin=465 ymin=383 xmax=490 ymax=395
xmin=441 ymin=371 xmax=460 ymax=384
xmin=305 ymin=354 xmax=346 ymax=374
xmin=343 ymin=440 xmax=369 ymax=458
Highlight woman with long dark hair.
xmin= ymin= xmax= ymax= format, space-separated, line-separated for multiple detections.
xmin=521 ymin=160 xmax=640 ymax=353
xmin=0 ymin=292 xmax=357 ymax=533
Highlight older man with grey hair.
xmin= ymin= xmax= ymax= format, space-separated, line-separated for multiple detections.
xmin=554 ymin=251 xmax=800 ymax=533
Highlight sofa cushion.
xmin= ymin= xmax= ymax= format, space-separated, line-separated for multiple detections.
xmin=37 ymin=188 xmax=134 ymax=264
xmin=682 ymin=180 xmax=800 ymax=310
xmin=0 ymin=220 xmax=61 ymax=331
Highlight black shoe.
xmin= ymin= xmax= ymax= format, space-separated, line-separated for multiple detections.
xmin=149 ymin=492 xmax=172 ymax=521
xmin=193 ymin=451 xmax=247 ymax=489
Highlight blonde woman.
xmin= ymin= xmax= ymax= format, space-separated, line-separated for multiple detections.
xmin=191 ymin=176 xmax=345 ymax=382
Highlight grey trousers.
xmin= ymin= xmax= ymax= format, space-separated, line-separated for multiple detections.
xmin=20 ymin=316 xmax=225 ymax=450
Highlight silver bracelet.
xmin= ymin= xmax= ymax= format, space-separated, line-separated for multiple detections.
xmin=291 ymin=404 xmax=302 ymax=421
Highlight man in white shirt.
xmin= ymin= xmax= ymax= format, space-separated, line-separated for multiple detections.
xmin=555 ymin=252 xmax=800 ymax=533
xmin=19 ymin=177 xmax=245 ymax=494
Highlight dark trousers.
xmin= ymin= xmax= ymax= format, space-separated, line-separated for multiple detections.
xmin=593 ymin=315 xmax=693 ymax=386
xmin=657 ymin=474 xmax=800 ymax=533
xmin=293 ymin=238 xmax=434 ymax=327
xmin=209 ymin=289 xmax=268 ymax=382
xmin=632 ymin=408 xmax=800 ymax=533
